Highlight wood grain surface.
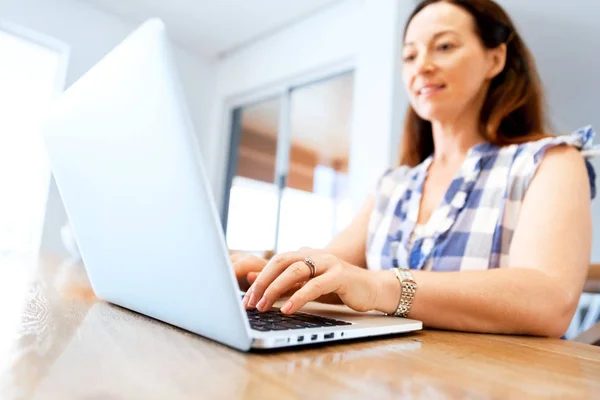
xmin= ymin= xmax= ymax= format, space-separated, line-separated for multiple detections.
xmin=0 ymin=255 xmax=599 ymax=400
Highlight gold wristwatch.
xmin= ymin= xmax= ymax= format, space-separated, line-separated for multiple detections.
xmin=389 ymin=267 xmax=417 ymax=318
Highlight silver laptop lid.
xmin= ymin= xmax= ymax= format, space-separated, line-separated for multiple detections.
xmin=41 ymin=19 xmax=252 ymax=351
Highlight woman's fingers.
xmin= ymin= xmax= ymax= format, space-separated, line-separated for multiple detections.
xmin=232 ymin=254 xmax=267 ymax=280
xmin=247 ymin=272 xmax=259 ymax=284
xmin=254 ymin=260 xmax=314 ymax=311
xmin=244 ymin=250 xmax=305 ymax=308
xmin=231 ymin=254 xmax=267 ymax=292
xmin=247 ymin=272 xmax=302 ymax=297
xmin=280 ymin=275 xmax=337 ymax=314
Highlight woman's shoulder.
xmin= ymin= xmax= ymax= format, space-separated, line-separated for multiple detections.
xmin=505 ymin=125 xmax=597 ymax=199
xmin=511 ymin=126 xmax=595 ymax=161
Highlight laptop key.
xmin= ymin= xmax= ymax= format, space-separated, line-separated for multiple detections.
xmin=279 ymin=322 xmax=302 ymax=329
xmin=300 ymin=321 xmax=321 ymax=327
xmin=252 ymin=326 xmax=271 ymax=331
xmin=266 ymin=325 xmax=291 ymax=331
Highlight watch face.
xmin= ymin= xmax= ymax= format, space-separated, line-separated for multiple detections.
xmin=399 ymin=270 xmax=415 ymax=283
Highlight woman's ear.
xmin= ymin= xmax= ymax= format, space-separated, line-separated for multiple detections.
xmin=486 ymin=43 xmax=507 ymax=79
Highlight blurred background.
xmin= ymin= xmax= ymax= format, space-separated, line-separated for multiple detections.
xmin=0 ymin=0 xmax=599 ymax=338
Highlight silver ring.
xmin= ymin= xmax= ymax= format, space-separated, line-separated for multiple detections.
xmin=303 ymin=257 xmax=316 ymax=279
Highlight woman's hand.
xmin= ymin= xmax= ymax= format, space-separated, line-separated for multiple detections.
xmin=229 ymin=251 xmax=268 ymax=291
xmin=242 ymin=247 xmax=380 ymax=314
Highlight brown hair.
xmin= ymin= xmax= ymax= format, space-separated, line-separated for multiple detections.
xmin=399 ymin=0 xmax=550 ymax=167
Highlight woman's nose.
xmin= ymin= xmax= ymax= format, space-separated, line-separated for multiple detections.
xmin=415 ymin=52 xmax=436 ymax=75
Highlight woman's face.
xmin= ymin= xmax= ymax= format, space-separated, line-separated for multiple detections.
xmin=402 ymin=2 xmax=505 ymax=124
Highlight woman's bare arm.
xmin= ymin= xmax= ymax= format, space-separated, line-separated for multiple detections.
xmin=323 ymin=194 xmax=375 ymax=268
xmin=372 ymin=146 xmax=591 ymax=337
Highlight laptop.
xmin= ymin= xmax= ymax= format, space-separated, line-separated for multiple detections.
xmin=40 ymin=18 xmax=422 ymax=351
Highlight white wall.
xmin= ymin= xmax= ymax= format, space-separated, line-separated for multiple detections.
xmin=0 ymin=0 xmax=217 ymax=255
xmin=348 ymin=0 xmax=409 ymax=210
xmin=498 ymin=0 xmax=600 ymax=261
xmin=209 ymin=0 xmax=410 ymax=214
xmin=214 ymin=0 xmax=359 ymax=98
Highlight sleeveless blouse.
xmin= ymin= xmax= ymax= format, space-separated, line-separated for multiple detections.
xmin=366 ymin=126 xmax=597 ymax=272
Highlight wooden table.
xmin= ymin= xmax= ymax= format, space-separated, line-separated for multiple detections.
xmin=1 ymin=255 xmax=600 ymax=400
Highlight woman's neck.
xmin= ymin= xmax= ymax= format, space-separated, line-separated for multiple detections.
xmin=429 ymin=85 xmax=490 ymax=166
xmin=430 ymin=113 xmax=487 ymax=167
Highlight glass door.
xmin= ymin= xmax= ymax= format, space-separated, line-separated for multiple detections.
xmin=223 ymin=71 xmax=354 ymax=256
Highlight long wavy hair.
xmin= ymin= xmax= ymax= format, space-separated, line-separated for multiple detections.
xmin=399 ymin=0 xmax=550 ymax=167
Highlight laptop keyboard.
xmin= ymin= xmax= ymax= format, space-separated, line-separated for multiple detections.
xmin=246 ymin=308 xmax=352 ymax=332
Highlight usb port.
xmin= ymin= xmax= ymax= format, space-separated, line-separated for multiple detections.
xmin=324 ymin=333 xmax=334 ymax=340
xmin=311 ymin=334 xmax=318 ymax=341
xmin=297 ymin=336 xmax=304 ymax=343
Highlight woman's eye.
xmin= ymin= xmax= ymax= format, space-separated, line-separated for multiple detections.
xmin=438 ymin=43 xmax=455 ymax=51
xmin=403 ymin=54 xmax=416 ymax=62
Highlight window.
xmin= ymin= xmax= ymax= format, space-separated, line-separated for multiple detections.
xmin=226 ymin=176 xmax=279 ymax=253
xmin=0 ymin=24 xmax=67 ymax=260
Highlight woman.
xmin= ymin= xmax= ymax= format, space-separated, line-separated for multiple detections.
xmin=232 ymin=0 xmax=596 ymax=338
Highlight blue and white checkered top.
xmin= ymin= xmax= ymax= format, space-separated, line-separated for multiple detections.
xmin=366 ymin=126 xmax=597 ymax=272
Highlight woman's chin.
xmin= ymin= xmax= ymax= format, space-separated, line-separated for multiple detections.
xmin=414 ymin=104 xmax=455 ymax=124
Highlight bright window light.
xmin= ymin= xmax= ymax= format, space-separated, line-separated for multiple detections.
xmin=0 ymin=28 xmax=62 ymax=259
